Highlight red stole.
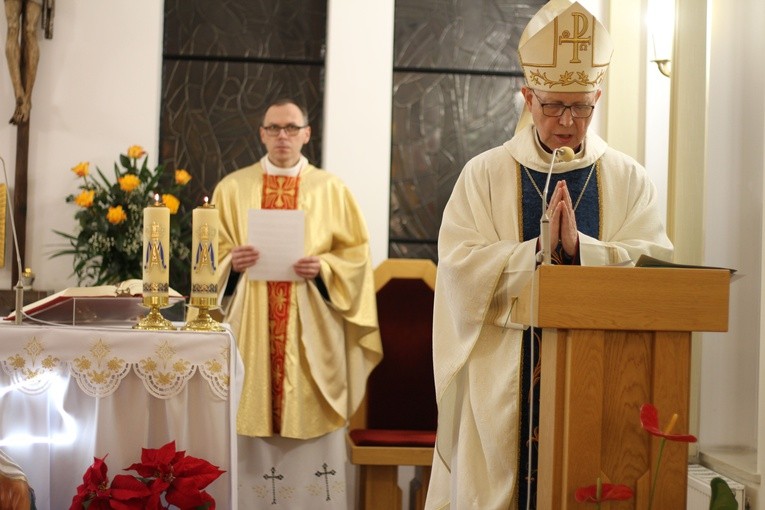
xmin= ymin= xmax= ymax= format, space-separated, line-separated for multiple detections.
xmin=262 ymin=173 xmax=300 ymax=434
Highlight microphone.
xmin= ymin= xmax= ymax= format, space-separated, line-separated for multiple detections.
xmin=1 ymin=155 xmax=25 ymax=324
xmin=539 ymin=146 xmax=575 ymax=265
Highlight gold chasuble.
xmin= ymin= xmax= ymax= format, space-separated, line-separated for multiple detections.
xmin=212 ymin=161 xmax=382 ymax=439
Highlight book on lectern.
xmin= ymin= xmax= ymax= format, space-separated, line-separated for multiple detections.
xmin=635 ymin=254 xmax=737 ymax=274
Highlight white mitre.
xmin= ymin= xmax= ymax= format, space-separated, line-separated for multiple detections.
xmin=518 ymin=0 xmax=613 ymax=92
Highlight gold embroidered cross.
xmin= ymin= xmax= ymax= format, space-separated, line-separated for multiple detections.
xmin=558 ymin=12 xmax=591 ymax=64
xmin=272 ymin=177 xmax=296 ymax=208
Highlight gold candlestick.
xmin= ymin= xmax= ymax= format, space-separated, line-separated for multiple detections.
xmin=183 ymin=197 xmax=224 ymax=331
xmin=182 ymin=302 xmax=225 ymax=332
xmin=135 ymin=194 xmax=175 ymax=330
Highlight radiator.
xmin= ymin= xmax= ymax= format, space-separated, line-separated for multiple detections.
xmin=687 ymin=464 xmax=746 ymax=510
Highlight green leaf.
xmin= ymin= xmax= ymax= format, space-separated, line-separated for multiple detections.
xmin=119 ymin=154 xmax=131 ymax=170
xmin=710 ymin=477 xmax=739 ymax=510
xmin=94 ymin=165 xmax=113 ymax=190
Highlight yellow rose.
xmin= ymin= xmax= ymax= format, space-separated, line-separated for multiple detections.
xmin=71 ymin=162 xmax=89 ymax=178
xmin=74 ymin=189 xmax=95 ymax=208
xmin=119 ymin=174 xmax=141 ymax=192
xmin=175 ymin=169 xmax=192 ymax=185
xmin=162 ymin=193 xmax=180 ymax=214
xmin=127 ymin=145 xmax=146 ymax=159
xmin=106 ymin=205 xmax=127 ymax=225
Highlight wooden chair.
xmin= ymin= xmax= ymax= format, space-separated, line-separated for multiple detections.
xmin=348 ymin=258 xmax=438 ymax=510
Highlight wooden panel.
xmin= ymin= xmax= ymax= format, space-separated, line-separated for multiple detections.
xmin=362 ymin=465 xmax=401 ymax=510
xmin=563 ymin=329 xmax=605 ymax=508
xmin=601 ymin=331 xmax=652 ymax=498
xmin=349 ymin=445 xmax=434 ymax=466
xmin=374 ymin=259 xmax=436 ymax=292
xmin=648 ymin=331 xmax=691 ymax=509
xmin=537 ymin=328 xmax=567 ymax=509
xmin=537 ymin=329 xmax=690 ymax=509
xmin=513 ymin=265 xmax=730 ymax=332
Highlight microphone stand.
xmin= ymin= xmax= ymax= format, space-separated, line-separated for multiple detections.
xmin=538 ymin=146 xmax=575 ymax=265
xmin=539 ymin=148 xmax=562 ymax=265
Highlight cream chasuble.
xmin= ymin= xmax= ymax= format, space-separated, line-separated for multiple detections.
xmin=425 ymin=125 xmax=673 ymax=509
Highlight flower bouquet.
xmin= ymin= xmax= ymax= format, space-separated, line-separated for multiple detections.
xmin=70 ymin=441 xmax=224 ymax=510
xmin=51 ymin=145 xmax=194 ymax=294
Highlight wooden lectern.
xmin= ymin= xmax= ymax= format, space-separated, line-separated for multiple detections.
xmin=511 ymin=265 xmax=730 ymax=509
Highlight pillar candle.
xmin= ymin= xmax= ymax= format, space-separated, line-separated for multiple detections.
xmin=190 ymin=198 xmax=219 ymax=306
xmin=142 ymin=195 xmax=170 ymax=304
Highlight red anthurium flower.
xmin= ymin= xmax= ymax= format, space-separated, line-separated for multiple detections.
xmin=575 ymin=483 xmax=634 ymax=503
xmin=640 ymin=403 xmax=697 ymax=442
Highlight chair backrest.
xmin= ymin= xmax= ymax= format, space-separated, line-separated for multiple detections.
xmin=362 ymin=258 xmax=437 ymax=431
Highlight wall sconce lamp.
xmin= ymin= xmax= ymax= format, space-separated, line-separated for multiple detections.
xmin=648 ymin=0 xmax=675 ymax=78
xmin=652 ymin=58 xmax=671 ymax=78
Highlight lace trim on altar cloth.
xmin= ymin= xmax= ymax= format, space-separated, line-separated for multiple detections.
xmin=1 ymin=336 xmax=231 ymax=399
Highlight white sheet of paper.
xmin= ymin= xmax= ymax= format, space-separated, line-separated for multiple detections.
xmin=247 ymin=209 xmax=305 ymax=281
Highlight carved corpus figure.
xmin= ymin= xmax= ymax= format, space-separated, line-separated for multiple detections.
xmin=4 ymin=0 xmax=54 ymax=125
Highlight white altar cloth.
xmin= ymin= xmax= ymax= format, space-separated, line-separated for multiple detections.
xmin=0 ymin=323 xmax=243 ymax=510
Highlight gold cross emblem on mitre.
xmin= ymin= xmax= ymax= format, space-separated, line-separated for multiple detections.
xmin=518 ymin=0 xmax=613 ymax=92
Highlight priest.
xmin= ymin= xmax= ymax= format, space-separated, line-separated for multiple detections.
xmin=212 ymin=98 xmax=381 ymax=508
xmin=425 ymin=1 xmax=673 ymax=508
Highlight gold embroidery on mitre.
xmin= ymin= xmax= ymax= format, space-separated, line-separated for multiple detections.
xmin=519 ymin=1 xmax=613 ymax=92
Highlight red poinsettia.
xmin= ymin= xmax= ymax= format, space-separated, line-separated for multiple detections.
xmin=70 ymin=442 xmax=224 ymax=510
xmin=70 ymin=455 xmax=153 ymax=509
xmin=124 ymin=441 xmax=225 ymax=510
xmin=640 ymin=403 xmax=697 ymax=510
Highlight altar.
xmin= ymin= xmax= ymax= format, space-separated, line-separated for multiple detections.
xmin=0 ymin=322 xmax=243 ymax=509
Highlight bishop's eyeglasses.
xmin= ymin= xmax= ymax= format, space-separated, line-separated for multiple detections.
xmin=532 ymin=90 xmax=595 ymax=119
xmin=262 ymin=124 xmax=308 ymax=136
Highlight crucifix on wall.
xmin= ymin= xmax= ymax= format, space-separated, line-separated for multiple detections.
xmin=2 ymin=0 xmax=53 ymax=284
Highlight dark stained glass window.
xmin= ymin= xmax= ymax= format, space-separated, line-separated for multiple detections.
xmin=164 ymin=0 xmax=326 ymax=60
xmin=390 ymin=0 xmax=546 ymax=260
xmin=161 ymin=0 xmax=326 ymax=202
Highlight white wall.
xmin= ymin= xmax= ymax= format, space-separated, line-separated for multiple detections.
xmin=0 ymin=0 xmax=164 ymax=291
xmin=324 ymin=0 xmax=394 ymax=267
xmin=699 ymin=0 xmax=765 ymax=506
xmin=701 ymin=0 xmax=762 ymax=452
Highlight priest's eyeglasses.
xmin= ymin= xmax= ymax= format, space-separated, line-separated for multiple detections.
xmin=532 ymin=90 xmax=595 ymax=118
xmin=262 ymin=124 xmax=308 ymax=136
